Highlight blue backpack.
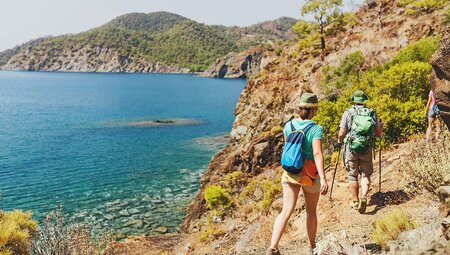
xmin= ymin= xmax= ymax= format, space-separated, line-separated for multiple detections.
xmin=281 ymin=122 xmax=316 ymax=174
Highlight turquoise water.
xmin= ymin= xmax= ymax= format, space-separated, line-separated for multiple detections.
xmin=0 ymin=71 xmax=245 ymax=236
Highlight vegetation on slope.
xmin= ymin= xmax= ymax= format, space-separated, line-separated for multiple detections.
xmin=0 ymin=12 xmax=296 ymax=72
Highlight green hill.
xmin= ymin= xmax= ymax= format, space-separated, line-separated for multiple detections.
xmin=0 ymin=12 xmax=296 ymax=72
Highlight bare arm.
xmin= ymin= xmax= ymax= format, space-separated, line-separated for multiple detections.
xmin=312 ymin=139 xmax=328 ymax=195
xmin=375 ymin=120 xmax=383 ymax=137
xmin=424 ymin=95 xmax=432 ymax=115
xmin=338 ymin=127 xmax=347 ymax=144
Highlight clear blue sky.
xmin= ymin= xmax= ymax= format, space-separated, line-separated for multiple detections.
xmin=0 ymin=0 xmax=364 ymax=51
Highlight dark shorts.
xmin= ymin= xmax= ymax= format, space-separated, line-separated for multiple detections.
xmin=428 ymin=105 xmax=440 ymax=118
xmin=344 ymin=146 xmax=373 ymax=181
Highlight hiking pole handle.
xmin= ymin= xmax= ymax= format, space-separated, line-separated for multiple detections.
xmin=329 ymin=145 xmax=342 ymax=200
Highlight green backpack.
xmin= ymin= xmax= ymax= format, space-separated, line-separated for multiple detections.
xmin=344 ymin=107 xmax=376 ymax=154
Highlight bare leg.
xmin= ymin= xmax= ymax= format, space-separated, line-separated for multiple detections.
xmin=361 ymin=176 xmax=371 ymax=198
xmin=436 ymin=117 xmax=442 ymax=140
xmin=349 ymin=180 xmax=359 ymax=201
xmin=269 ymin=184 xmax=301 ymax=250
xmin=304 ymin=189 xmax=320 ymax=247
xmin=426 ymin=117 xmax=435 ymax=141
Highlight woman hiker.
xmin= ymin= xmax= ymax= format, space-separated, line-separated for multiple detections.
xmin=266 ymin=92 xmax=328 ymax=255
xmin=425 ymin=90 xmax=442 ymax=142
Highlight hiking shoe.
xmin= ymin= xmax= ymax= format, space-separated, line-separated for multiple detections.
xmin=350 ymin=200 xmax=359 ymax=210
xmin=310 ymin=245 xmax=318 ymax=255
xmin=266 ymin=248 xmax=281 ymax=255
xmin=358 ymin=197 xmax=367 ymax=214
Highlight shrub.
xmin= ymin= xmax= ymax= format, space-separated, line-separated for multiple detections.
xmin=259 ymin=180 xmax=282 ymax=211
xmin=0 ymin=210 xmax=38 ymax=255
xmin=388 ymin=36 xmax=440 ymax=66
xmin=368 ymin=61 xmax=431 ymax=141
xmin=400 ymin=131 xmax=450 ymax=194
xmin=204 ymin=185 xmax=232 ymax=213
xmin=31 ymin=208 xmax=110 ymax=255
xmin=315 ymin=37 xmax=438 ymax=147
xmin=270 ymin=126 xmax=284 ymax=135
xmin=199 ymin=225 xmax=225 ymax=243
xmin=397 ymin=0 xmax=448 ymax=12
xmin=224 ymin=171 xmax=247 ymax=193
xmin=372 ymin=210 xmax=418 ymax=249
xmin=323 ymin=51 xmax=364 ymax=90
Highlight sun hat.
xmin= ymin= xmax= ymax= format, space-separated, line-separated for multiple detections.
xmin=298 ymin=92 xmax=319 ymax=108
xmin=351 ymin=90 xmax=368 ymax=104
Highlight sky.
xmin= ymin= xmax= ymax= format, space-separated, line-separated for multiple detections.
xmin=0 ymin=0 xmax=364 ymax=51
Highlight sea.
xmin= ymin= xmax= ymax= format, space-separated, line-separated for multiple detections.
xmin=0 ymin=71 xmax=246 ymax=237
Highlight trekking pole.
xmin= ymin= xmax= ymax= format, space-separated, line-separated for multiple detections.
xmin=329 ymin=145 xmax=342 ymax=200
xmin=378 ymin=139 xmax=382 ymax=193
xmin=378 ymin=119 xmax=383 ymax=193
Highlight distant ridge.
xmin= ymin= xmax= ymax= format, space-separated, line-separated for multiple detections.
xmin=0 ymin=12 xmax=296 ymax=73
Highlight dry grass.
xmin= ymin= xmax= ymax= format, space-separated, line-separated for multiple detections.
xmin=31 ymin=207 xmax=113 ymax=255
xmin=399 ymin=130 xmax=450 ymax=194
xmin=372 ymin=210 xmax=418 ymax=249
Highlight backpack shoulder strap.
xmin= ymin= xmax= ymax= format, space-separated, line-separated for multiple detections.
xmin=302 ymin=122 xmax=316 ymax=135
xmin=290 ymin=121 xmax=296 ymax=132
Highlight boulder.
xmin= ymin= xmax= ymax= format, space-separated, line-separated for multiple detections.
xmin=430 ymin=27 xmax=450 ymax=130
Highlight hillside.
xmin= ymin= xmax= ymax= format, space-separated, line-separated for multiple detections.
xmin=0 ymin=12 xmax=296 ymax=73
xmin=106 ymin=1 xmax=450 ymax=254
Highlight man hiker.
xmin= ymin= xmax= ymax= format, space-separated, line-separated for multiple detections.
xmin=335 ymin=90 xmax=383 ymax=213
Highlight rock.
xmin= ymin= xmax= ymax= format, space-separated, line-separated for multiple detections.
xmin=123 ymin=219 xmax=144 ymax=228
xmin=430 ymin=27 xmax=450 ymax=130
xmin=201 ymin=47 xmax=264 ymax=78
xmin=128 ymin=208 xmax=140 ymax=215
xmin=104 ymin=214 xmax=115 ymax=221
xmin=437 ymin=186 xmax=450 ymax=209
xmin=142 ymin=194 xmax=151 ymax=202
xmin=388 ymin=223 xmax=444 ymax=254
xmin=155 ymin=226 xmax=168 ymax=234
xmin=118 ymin=210 xmax=130 ymax=217
xmin=230 ymin=125 xmax=248 ymax=141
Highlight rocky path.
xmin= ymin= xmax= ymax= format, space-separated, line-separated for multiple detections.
xmin=243 ymin=140 xmax=441 ymax=255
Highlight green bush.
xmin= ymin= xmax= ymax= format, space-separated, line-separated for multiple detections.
xmin=372 ymin=210 xmax=418 ymax=249
xmin=315 ymin=37 xmax=438 ymax=146
xmin=0 ymin=210 xmax=38 ymax=255
xmin=397 ymin=0 xmax=448 ymax=12
xmin=388 ymin=36 xmax=439 ymax=66
xmin=323 ymin=51 xmax=364 ymax=90
xmin=204 ymin=185 xmax=232 ymax=213
xmin=259 ymin=180 xmax=281 ymax=211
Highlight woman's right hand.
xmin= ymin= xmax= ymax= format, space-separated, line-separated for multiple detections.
xmin=320 ymin=178 xmax=328 ymax=195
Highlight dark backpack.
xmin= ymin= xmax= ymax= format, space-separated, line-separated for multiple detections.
xmin=345 ymin=107 xmax=376 ymax=154
xmin=281 ymin=122 xmax=316 ymax=174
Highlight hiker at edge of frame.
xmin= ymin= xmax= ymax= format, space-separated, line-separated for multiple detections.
xmin=335 ymin=90 xmax=383 ymax=214
xmin=424 ymin=89 xmax=442 ymax=142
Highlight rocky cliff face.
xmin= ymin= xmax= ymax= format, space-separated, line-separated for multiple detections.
xmin=1 ymin=45 xmax=189 ymax=73
xmin=430 ymin=27 xmax=450 ymax=130
xmin=200 ymin=47 xmax=267 ymax=78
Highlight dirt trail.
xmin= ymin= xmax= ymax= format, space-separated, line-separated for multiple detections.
xmin=244 ymin=140 xmax=441 ymax=255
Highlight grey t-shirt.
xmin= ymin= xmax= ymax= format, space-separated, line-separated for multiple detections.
xmin=339 ymin=105 xmax=379 ymax=132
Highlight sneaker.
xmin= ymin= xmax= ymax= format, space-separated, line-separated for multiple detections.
xmin=310 ymin=245 xmax=318 ymax=255
xmin=266 ymin=248 xmax=281 ymax=255
xmin=350 ymin=200 xmax=359 ymax=210
xmin=358 ymin=197 xmax=367 ymax=214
